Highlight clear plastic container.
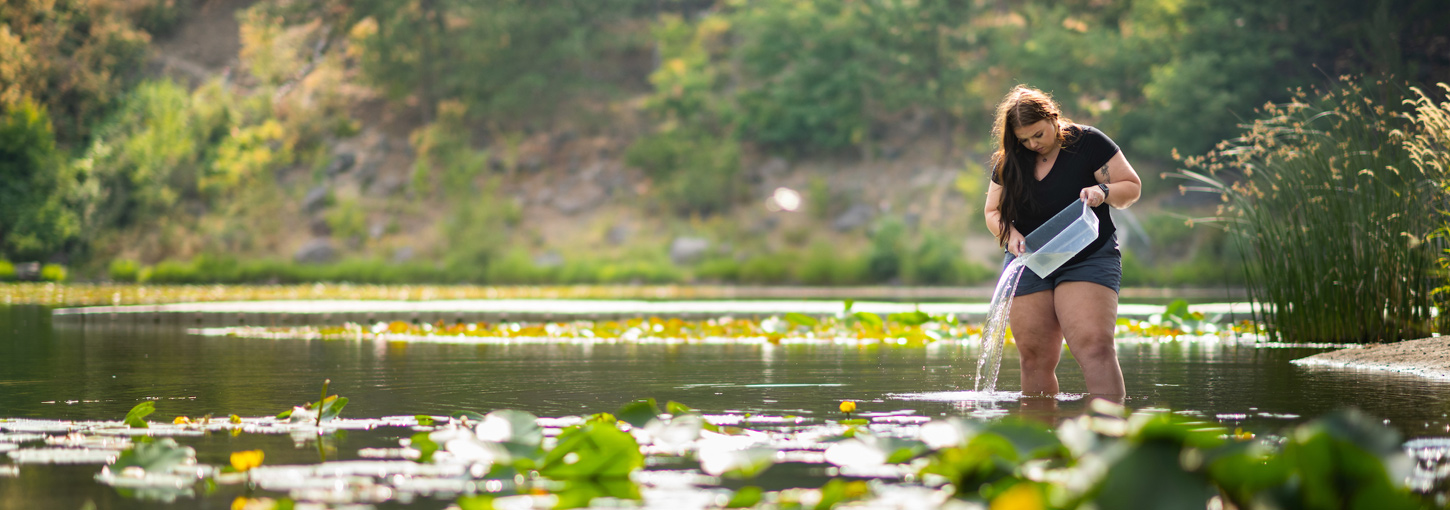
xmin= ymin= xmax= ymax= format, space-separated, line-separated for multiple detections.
xmin=1021 ymin=200 xmax=1099 ymax=278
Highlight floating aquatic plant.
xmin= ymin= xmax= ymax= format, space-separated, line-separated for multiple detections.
xmin=123 ymin=401 xmax=155 ymax=429
xmin=229 ymin=450 xmax=264 ymax=472
xmin=2 ymin=384 xmax=1441 ymax=508
xmin=193 ymin=303 xmax=1247 ymax=349
xmin=273 ymin=379 xmax=348 ymax=427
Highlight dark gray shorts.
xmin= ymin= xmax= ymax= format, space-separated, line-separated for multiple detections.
xmin=1003 ymin=240 xmax=1122 ymax=297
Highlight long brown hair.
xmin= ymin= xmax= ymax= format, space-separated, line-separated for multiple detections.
xmin=989 ymin=85 xmax=1073 ymax=247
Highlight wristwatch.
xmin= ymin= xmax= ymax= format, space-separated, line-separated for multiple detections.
xmin=1097 ymin=183 xmax=1110 ymax=201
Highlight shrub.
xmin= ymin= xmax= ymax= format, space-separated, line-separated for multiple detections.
xmin=596 ymin=260 xmax=684 ymax=285
xmin=797 ymin=241 xmax=866 ymax=286
xmin=109 ymin=259 xmax=141 ymax=282
xmin=326 ymin=198 xmax=369 ymax=243
xmin=411 ymin=100 xmax=488 ymax=199
xmin=865 ymin=218 xmax=907 ymax=283
xmin=694 ymin=257 xmax=741 ymax=283
xmin=556 ymin=259 xmax=604 ymax=285
xmin=625 ymin=130 xmax=742 ymax=216
xmin=0 ymin=260 xmax=15 ymax=281
xmin=807 ymin=176 xmax=835 ymax=221
xmin=442 ymin=187 xmax=513 ymax=283
xmin=485 ymin=249 xmax=555 ymax=285
xmin=953 ymin=260 xmax=996 ymax=286
xmin=738 ymin=254 xmax=791 ymax=284
xmin=904 ymin=231 xmax=961 ymax=285
xmin=39 ymin=264 xmax=67 ymax=282
xmin=146 ymin=259 xmax=196 ymax=283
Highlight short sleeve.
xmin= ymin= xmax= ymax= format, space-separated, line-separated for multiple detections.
xmin=1075 ymin=126 xmax=1120 ymax=170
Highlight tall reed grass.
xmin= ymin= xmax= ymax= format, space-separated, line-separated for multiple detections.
xmin=1403 ymin=84 xmax=1450 ymax=335
xmin=1170 ymin=79 xmax=1449 ymax=343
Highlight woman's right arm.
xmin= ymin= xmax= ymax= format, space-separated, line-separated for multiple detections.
xmin=984 ymin=181 xmax=1027 ymax=256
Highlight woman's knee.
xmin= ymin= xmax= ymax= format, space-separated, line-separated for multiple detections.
xmin=1017 ymin=342 xmax=1062 ymax=371
xmin=1069 ymin=337 xmax=1118 ymax=364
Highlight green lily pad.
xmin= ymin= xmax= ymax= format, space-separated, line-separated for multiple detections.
xmin=124 ymin=402 xmax=155 ymax=429
xmin=540 ymin=423 xmax=644 ymax=479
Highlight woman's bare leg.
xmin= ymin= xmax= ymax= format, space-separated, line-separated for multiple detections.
xmin=1054 ymin=281 xmax=1125 ymax=399
xmin=1009 ymin=290 xmax=1064 ymax=396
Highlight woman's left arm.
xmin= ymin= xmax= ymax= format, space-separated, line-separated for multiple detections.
xmin=1080 ymin=151 xmax=1142 ymax=209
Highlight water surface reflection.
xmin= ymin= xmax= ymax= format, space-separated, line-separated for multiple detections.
xmin=5 ymin=305 xmax=1449 ymax=434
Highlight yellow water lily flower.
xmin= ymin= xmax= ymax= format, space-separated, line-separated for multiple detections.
xmin=233 ymin=496 xmax=279 ymax=510
xmin=839 ymin=401 xmax=856 ymax=413
xmin=990 ymin=483 xmax=1044 ymax=510
xmin=174 ymin=416 xmax=190 ymax=425
xmin=230 ymin=450 xmax=265 ymax=472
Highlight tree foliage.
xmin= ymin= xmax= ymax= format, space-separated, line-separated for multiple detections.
xmin=0 ymin=99 xmax=80 ymax=260
xmin=3 ymin=0 xmax=1449 ymax=271
xmin=0 ymin=0 xmax=151 ymax=145
xmin=638 ymin=0 xmax=1449 ymax=159
xmin=344 ymin=0 xmax=649 ymax=123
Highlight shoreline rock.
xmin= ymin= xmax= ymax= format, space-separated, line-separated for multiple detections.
xmin=1292 ymin=336 xmax=1450 ymax=380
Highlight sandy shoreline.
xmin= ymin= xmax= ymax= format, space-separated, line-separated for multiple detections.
xmin=1292 ymin=336 xmax=1450 ymax=379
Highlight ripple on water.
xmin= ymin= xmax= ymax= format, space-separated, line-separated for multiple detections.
xmin=889 ymin=390 xmax=1086 ymax=403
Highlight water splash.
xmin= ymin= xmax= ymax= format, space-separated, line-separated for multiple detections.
xmin=974 ymin=258 xmax=1028 ymax=394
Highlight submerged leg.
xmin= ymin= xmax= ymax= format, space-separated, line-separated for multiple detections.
xmin=1010 ymin=289 xmax=1063 ymax=396
xmin=1055 ymin=281 xmax=1125 ymax=399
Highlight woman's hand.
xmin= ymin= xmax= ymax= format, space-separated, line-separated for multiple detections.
xmin=1007 ymin=227 xmax=1027 ymax=256
xmin=1080 ymin=185 xmax=1108 ymax=207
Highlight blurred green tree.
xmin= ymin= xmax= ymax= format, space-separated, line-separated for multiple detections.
xmin=0 ymin=100 xmax=80 ymax=261
xmin=0 ymin=0 xmax=150 ymax=145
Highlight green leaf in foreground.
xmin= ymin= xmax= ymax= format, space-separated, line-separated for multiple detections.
xmin=317 ymin=395 xmax=348 ymax=423
xmin=726 ymin=486 xmax=763 ymax=508
xmin=853 ymin=312 xmax=883 ymax=329
xmin=552 ymin=478 xmax=641 ymax=509
xmin=124 ymin=401 xmax=155 ymax=428
xmin=815 ymin=479 xmax=869 ymax=510
xmin=615 ymin=398 xmax=661 ymax=428
xmin=478 ymin=410 xmax=544 ymax=460
xmin=665 ymin=401 xmax=695 ymax=416
xmin=540 ymin=423 xmax=644 ymax=479
xmin=455 ymin=494 xmax=494 ymax=510
xmin=410 ymin=431 xmax=439 ymax=463
xmin=1164 ymin=299 xmax=1191 ymax=320
xmin=889 ymin=310 xmax=931 ymax=326
xmin=784 ymin=312 xmax=818 ymax=328
xmin=113 ymin=437 xmax=192 ymax=472
xmin=453 ymin=410 xmax=487 ymax=423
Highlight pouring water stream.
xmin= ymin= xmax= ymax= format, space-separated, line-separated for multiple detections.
xmin=973 ymin=201 xmax=1099 ymax=394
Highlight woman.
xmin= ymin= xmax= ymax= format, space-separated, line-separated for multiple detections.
xmin=983 ymin=85 xmax=1142 ymax=399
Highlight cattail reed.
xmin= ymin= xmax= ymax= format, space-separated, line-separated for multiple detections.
xmin=1169 ymin=79 xmax=1449 ymax=343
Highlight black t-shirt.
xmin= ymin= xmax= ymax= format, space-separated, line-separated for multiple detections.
xmin=994 ymin=125 xmax=1120 ymax=263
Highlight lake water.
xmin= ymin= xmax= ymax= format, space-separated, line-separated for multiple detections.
xmin=4 ymin=304 xmax=1450 ymax=508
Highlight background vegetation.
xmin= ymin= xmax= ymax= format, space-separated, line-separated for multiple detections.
xmin=0 ymin=0 xmax=1446 ymax=290
xmin=1173 ymin=80 xmax=1450 ymax=342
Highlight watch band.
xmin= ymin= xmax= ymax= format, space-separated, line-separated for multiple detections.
xmin=1097 ymin=183 xmax=1110 ymax=200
